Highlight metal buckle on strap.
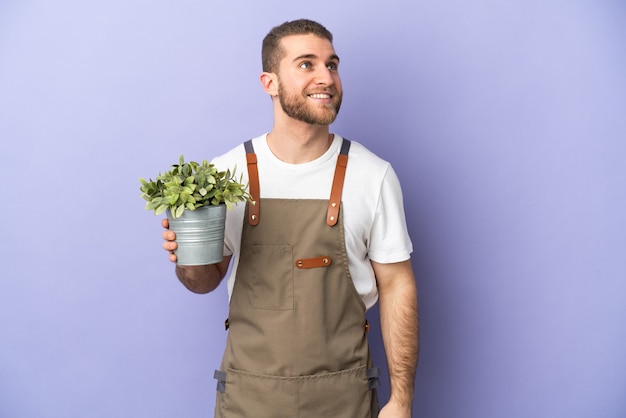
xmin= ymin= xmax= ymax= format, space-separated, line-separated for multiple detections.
xmin=214 ymin=370 xmax=227 ymax=393
xmin=367 ymin=367 xmax=381 ymax=390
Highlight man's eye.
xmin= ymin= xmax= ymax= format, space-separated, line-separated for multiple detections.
xmin=299 ymin=62 xmax=312 ymax=69
xmin=327 ymin=63 xmax=338 ymax=71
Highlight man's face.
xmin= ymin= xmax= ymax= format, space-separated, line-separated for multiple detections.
xmin=274 ymin=34 xmax=343 ymax=125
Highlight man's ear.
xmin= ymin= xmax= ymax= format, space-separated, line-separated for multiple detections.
xmin=260 ymin=72 xmax=278 ymax=96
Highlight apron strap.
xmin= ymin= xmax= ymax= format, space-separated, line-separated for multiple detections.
xmin=244 ymin=137 xmax=351 ymax=227
xmin=327 ymin=139 xmax=351 ymax=226
xmin=244 ymin=140 xmax=260 ymax=225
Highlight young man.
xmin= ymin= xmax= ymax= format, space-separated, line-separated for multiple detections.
xmin=162 ymin=19 xmax=419 ymax=418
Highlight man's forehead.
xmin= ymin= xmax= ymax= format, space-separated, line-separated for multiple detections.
xmin=279 ymin=34 xmax=338 ymax=59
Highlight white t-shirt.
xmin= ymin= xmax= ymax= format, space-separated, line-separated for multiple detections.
xmin=212 ymin=134 xmax=413 ymax=310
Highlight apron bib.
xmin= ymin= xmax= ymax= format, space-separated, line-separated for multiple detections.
xmin=214 ymin=139 xmax=379 ymax=418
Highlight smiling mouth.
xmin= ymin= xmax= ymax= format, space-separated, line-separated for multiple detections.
xmin=308 ymin=93 xmax=332 ymax=99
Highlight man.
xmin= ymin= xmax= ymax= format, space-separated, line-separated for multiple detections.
xmin=162 ymin=19 xmax=418 ymax=418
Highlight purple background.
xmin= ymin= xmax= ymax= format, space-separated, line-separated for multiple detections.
xmin=1 ymin=1 xmax=625 ymax=417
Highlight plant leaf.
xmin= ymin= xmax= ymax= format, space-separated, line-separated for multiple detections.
xmin=175 ymin=205 xmax=185 ymax=218
xmin=155 ymin=204 xmax=168 ymax=215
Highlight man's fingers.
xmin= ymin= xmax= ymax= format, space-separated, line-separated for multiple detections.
xmin=161 ymin=218 xmax=176 ymax=262
xmin=163 ymin=240 xmax=177 ymax=251
xmin=162 ymin=230 xmax=176 ymax=241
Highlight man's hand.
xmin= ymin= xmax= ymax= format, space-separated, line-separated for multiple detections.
xmin=160 ymin=217 xmax=231 ymax=293
xmin=161 ymin=218 xmax=177 ymax=263
xmin=379 ymin=401 xmax=412 ymax=418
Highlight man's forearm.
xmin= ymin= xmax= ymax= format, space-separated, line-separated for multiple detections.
xmin=175 ymin=255 xmax=231 ymax=294
xmin=377 ymin=261 xmax=419 ymax=408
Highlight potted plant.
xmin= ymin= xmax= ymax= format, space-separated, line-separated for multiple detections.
xmin=140 ymin=155 xmax=249 ymax=266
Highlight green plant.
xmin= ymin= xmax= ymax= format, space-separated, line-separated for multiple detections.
xmin=140 ymin=155 xmax=249 ymax=218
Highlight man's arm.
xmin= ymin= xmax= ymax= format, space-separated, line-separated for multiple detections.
xmin=372 ymin=259 xmax=419 ymax=417
xmin=174 ymin=257 xmax=231 ymax=294
xmin=162 ymin=218 xmax=231 ymax=294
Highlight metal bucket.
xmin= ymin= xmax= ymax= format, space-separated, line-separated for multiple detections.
xmin=166 ymin=205 xmax=227 ymax=266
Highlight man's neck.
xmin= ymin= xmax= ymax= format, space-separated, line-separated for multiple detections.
xmin=266 ymin=122 xmax=333 ymax=164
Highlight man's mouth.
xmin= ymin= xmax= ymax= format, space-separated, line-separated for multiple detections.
xmin=308 ymin=93 xmax=332 ymax=99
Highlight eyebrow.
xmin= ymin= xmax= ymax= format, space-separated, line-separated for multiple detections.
xmin=292 ymin=53 xmax=340 ymax=63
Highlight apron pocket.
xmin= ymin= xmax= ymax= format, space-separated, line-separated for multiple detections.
xmin=245 ymin=244 xmax=294 ymax=310
xmin=216 ymin=366 xmax=373 ymax=418
xmin=297 ymin=366 xmax=373 ymax=418
xmin=216 ymin=368 xmax=298 ymax=418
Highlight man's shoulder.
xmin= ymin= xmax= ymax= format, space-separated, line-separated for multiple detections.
xmin=343 ymin=138 xmax=392 ymax=173
xmin=211 ymin=135 xmax=265 ymax=167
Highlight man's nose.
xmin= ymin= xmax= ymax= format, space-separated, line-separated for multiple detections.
xmin=314 ymin=66 xmax=334 ymax=85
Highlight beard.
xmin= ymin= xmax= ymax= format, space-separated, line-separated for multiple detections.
xmin=277 ymin=82 xmax=342 ymax=125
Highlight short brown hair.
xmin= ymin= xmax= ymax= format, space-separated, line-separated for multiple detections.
xmin=262 ymin=19 xmax=334 ymax=73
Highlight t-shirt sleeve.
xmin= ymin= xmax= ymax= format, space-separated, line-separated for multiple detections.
xmin=367 ymin=164 xmax=413 ymax=263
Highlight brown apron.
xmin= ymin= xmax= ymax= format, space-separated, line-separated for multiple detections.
xmin=214 ymin=139 xmax=380 ymax=418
